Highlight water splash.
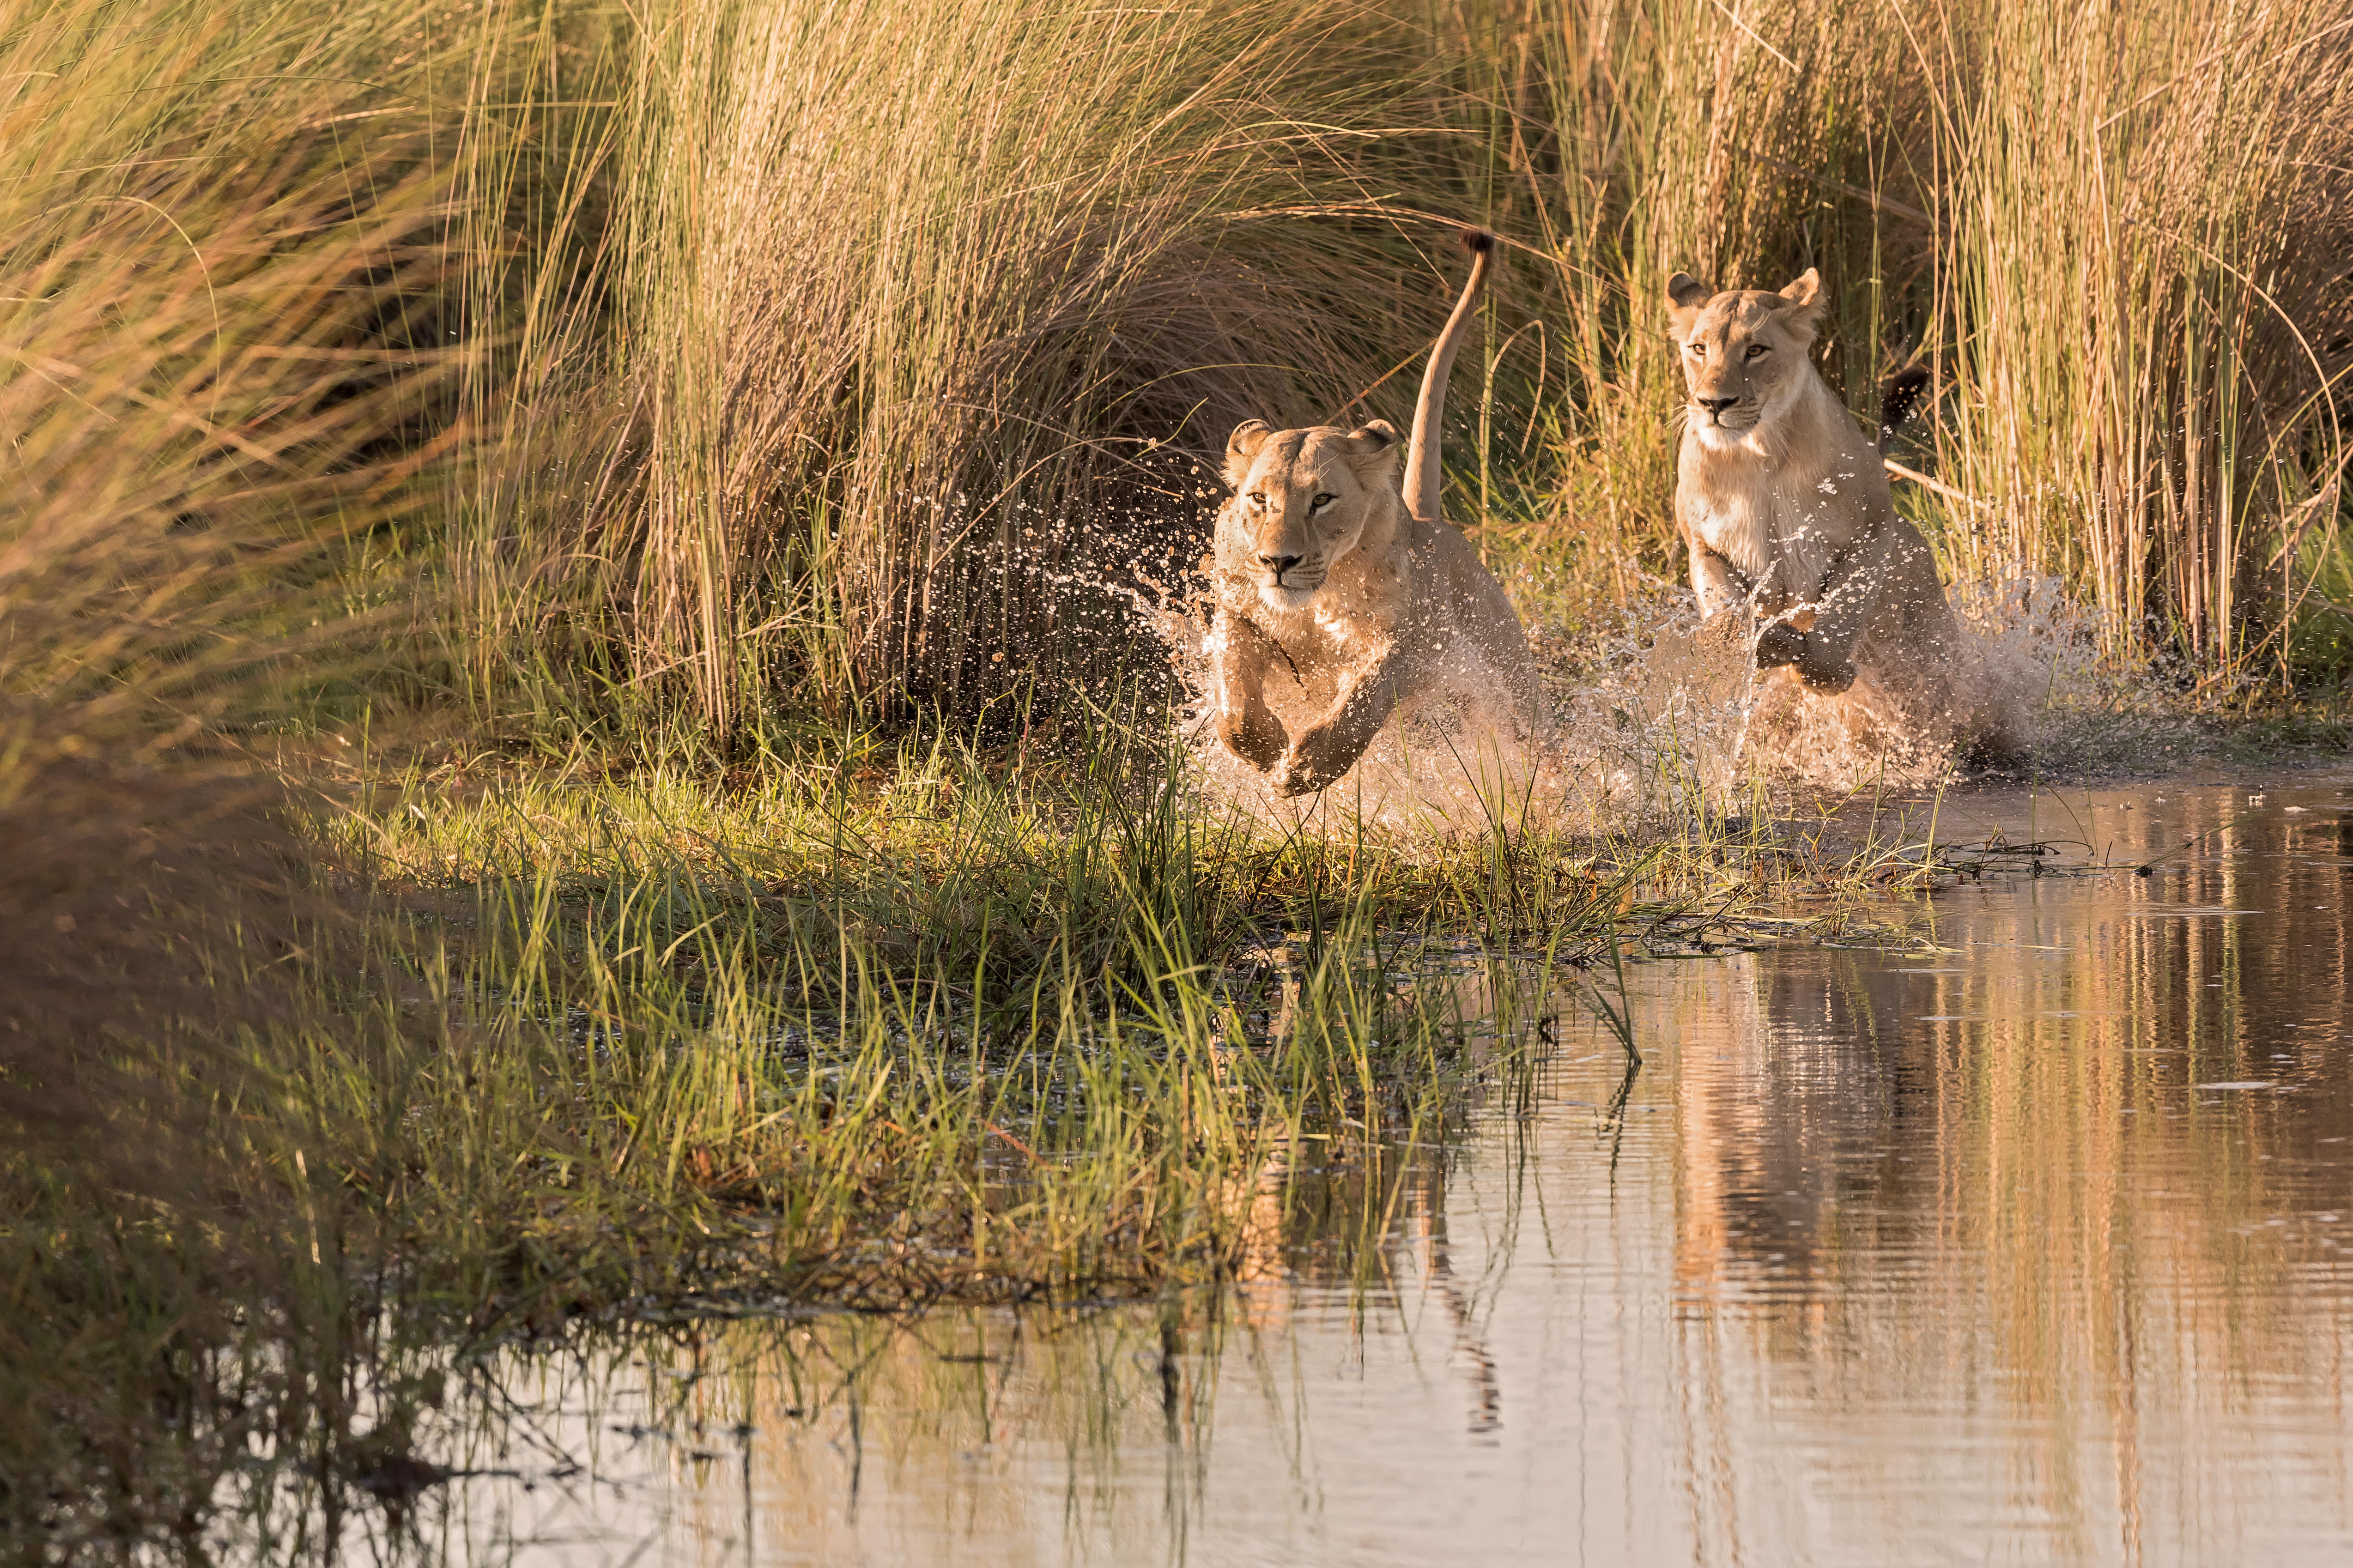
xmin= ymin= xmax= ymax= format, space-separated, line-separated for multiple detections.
xmin=1569 ymin=575 xmax=2191 ymax=797
xmin=1149 ymin=581 xmax=1750 ymax=838
xmin=1098 ymin=551 xmax=2188 ymax=837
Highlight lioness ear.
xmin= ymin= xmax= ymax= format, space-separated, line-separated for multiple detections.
xmin=1344 ymin=420 xmax=1401 ymax=477
xmin=1224 ymin=419 xmax=1273 ymax=487
xmin=1772 ymin=266 xmax=1825 ymax=343
xmin=1666 ymin=271 xmax=1713 ymax=339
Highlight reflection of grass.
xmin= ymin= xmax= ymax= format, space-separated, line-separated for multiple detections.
xmin=1669 ymin=826 xmax=2353 ymax=1551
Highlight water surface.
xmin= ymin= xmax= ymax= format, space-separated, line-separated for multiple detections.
xmin=425 ymin=774 xmax=2353 ymax=1567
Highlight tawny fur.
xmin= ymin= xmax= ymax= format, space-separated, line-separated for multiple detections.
xmin=1207 ymin=230 xmax=1540 ymax=797
xmin=1667 ymin=266 xmax=2013 ymax=759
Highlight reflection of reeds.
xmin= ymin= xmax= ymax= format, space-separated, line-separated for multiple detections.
xmin=1670 ymin=794 xmax=2353 ymax=1553
xmin=422 ymin=1126 xmax=1504 ymax=1565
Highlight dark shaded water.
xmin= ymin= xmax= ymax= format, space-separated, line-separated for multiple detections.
xmin=403 ymin=774 xmax=2353 ymax=1566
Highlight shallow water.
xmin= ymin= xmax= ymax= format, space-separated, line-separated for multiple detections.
xmin=412 ymin=773 xmax=2353 ymax=1567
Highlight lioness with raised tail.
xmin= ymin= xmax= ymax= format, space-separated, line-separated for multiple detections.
xmin=1208 ymin=230 xmax=1540 ymax=797
xmin=1667 ymin=266 xmax=2014 ymax=760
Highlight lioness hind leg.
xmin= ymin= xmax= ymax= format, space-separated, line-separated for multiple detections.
xmin=1211 ymin=613 xmax=1288 ymax=771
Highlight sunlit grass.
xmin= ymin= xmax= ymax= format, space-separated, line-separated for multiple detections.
xmin=309 ymin=713 xmax=1617 ymax=1306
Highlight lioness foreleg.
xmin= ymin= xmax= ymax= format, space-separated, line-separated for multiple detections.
xmin=1689 ymin=541 xmax=1751 ymax=621
xmin=1691 ymin=541 xmax=1767 ymax=660
xmin=1771 ymin=522 xmax=1898 ymax=694
xmin=1211 ymin=612 xmax=1289 ymax=770
xmin=1275 ymin=649 xmax=1405 ymax=797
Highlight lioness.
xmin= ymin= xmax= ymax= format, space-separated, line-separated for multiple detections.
xmin=1667 ymin=266 xmax=2008 ymax=756
xmin=1208 ymin=230 xmax=1540 ymax=797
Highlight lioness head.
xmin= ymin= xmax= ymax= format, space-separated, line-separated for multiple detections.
xmin=1218 ymin=418 xmax=1401 ymax=610
xmin=1666 ymin=267 xmax=1824 ymax=447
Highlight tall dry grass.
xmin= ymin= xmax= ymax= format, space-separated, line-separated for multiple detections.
xmin=0 ymin=0 xmax=474 ymax=1547
xmin=454 ymin=0 xmax=1493 ymax=738
xmin=15 ymin=0 xmax=2349 ymax=743
xmin=1924 ymin=3 xmax=2353 ymax=681
xmin=452 ymin=0 xmax=2353 ymax=743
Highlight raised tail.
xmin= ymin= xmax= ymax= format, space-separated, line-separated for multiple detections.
xmin=1401 ymin=228 xmax=1496 ymax=526
xmin=1877 ymin=365 xmax=1932 ymax=447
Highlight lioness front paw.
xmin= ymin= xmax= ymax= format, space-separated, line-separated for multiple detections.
xmin=1217 ymin=708 xmax=1287 ymax=771
xmin=1273 ymin=759 xmax=1326 ymax=797
xmin=1754 ymin=623 xmax=1858 ymax=692
xmin=1753 ymin=622 xmax=1807 ymax=670
xmin=1795 ymin=657 xmax=1858 ymax=695
xmin=1273 ymin=740 xmax=1346 ymax=797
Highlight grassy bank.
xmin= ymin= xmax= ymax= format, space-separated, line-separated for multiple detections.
xmin=0 ymin=706 xmax=1595 ymax=1552
xmin=9 ymin=670 xmax=1994 ymax=1552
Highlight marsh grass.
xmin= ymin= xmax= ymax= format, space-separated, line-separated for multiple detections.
xmin=295 ymin=694 xmax=1989 ymax=1311
xmin=317 ymin=711 xmax=1613 ymax=1302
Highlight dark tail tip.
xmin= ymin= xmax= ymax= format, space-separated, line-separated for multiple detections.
xmin=1461 ymin=227 xmax=1497 ymax=256
xmin=1878 ymin=365 xmax=1932 ymax=443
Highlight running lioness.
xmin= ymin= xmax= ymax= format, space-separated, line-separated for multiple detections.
xmin=1208 ymin=231 xmax=1540 ymax=796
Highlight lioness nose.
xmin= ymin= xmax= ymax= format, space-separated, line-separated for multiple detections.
xmin=1259 ymin=553 xmax=1303 ymax=577
xmin=1696 ymin=395 xmax=1739 ymax=415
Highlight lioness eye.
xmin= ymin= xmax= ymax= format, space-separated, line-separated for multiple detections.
xmin=1745 ymin=343 xmax=1768 ymax=359
xmin=1311 ymin=493 xmax=1335 ymax=510
xmin=1247 ymin=491 xmax=1267 ymax=507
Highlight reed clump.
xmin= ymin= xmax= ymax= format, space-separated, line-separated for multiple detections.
xmin=442 ymin=0 xmax=2353 ymax=741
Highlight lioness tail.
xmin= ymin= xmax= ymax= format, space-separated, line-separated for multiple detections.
xmin=1877 ymin=365 xmax=1932 ymax=447
xmin=1402 ymin=228 xmax=1497 ymax=526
